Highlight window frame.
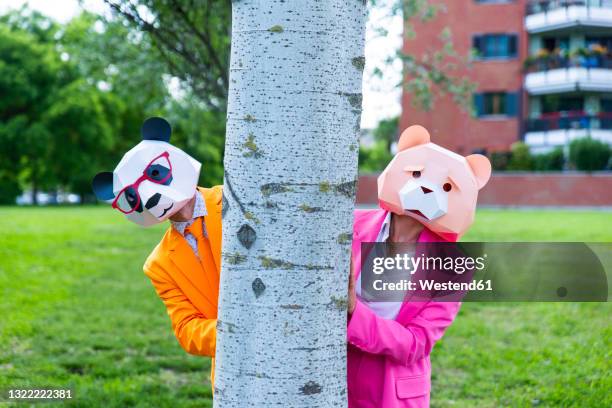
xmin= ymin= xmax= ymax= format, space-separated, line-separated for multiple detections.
xmin=474 ymin=91 xmax=519 ymax=119
xmin=472 ymin=33 xmax=519 ymax=61
xmin=474 ymin=0 xmax=515 ymax=4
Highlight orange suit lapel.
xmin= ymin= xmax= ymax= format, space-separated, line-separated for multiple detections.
xmin=167 ymin=229 xmax=218 ymax=318
xmin=164 ymin=187 xmax=223 ymax=319
xmin=201 ymin=186 xmax=222 ymax=289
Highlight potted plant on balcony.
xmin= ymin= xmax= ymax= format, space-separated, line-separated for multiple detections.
xmin=570 ymin=47 xmax=589 ymax=68
xmin=535 ymin=48 xmax=550 ymax=71
xmin=523 ymin=55 xmax=537 ymax=72
xmin=551 ymin=47 xmax=569 ymax=69
xmin=589 ymin=44 xmax=607 ymax=68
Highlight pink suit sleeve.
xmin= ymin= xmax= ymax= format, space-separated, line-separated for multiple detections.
xmin=347 ymin=299 xmax=461 ymax=366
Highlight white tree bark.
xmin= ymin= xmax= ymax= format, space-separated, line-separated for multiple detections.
xmin=214 ymin=1 xmax=366 ymax=407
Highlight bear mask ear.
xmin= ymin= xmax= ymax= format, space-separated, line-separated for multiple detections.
xmin=141 ymin=117 xmax=171 ymax=142
xmin=466 ymin=154 xmax=492 ymax=190
xmin=92 ymin=172 xmax=115 ymax=201
xmin=397 ymin=125 xmax=431 ymax=151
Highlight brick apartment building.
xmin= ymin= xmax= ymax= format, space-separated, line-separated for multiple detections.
xmin=400 ymin=0 xmax=612 ymax=156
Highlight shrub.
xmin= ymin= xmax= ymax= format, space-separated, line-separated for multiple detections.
xmin=533 ymin=147 xmax=565 ymax=171
xmin=507 ymin=142 xmax=534 ymax=171
xmin=0 ymin=177 xmax=21 ymax=205
xmin=359 ymin=142 xmax=393 ymax=173
xmin=569 ymin=137 xmax=611 ymax=171
xmin=489 ymin=151 xmax=512 ymax=171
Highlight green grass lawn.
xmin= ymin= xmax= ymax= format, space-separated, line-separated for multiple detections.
xmin=0 ymin=207 xmax=610 ymax=407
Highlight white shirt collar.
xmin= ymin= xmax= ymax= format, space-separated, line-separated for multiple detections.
xmin=170 ymin=192 xmax=207 ymax=236
xmin=376 ymin=211 xmax=392 ymax=242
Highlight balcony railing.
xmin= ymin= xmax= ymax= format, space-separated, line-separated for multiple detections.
xmin=525 ymin=54 xmax=612 ymax=72
xmin=526 ymin=112 xmax=612 ymax=131
xmin=527 ymin=0 xmax=612 ymax=15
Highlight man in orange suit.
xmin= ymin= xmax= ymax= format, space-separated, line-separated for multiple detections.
xmin=92 ymin=117 xmax=220 ymax=381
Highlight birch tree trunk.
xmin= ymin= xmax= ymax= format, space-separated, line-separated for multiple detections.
xmin=214 ymin=1 xmax=366 ymax=407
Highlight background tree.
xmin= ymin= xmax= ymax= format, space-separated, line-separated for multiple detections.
xmin=0 ymin=6 xmax=227 ymax=203
xmin=102 ymin=0 xmax=231 ymax=186
xmin=358 ymin=116 xmax=398 ymax=172
xmin=0 ymin=19 xmax=63 ymax=204
xmin=43 ymin=80 xmax=121 ymax=202
xmin=105 ymin=1 xmax=472 ymax=114
xmin=57 ymin=11 xmax=168 ymax=199
xmin=105 ymin=0 xmax=473 ymax=150
xmin=371 ymin=0 xmax=475 ymax=111
xmin=214 ymin=1 xmax=366 ymax=406
xmin=373 ymin=116 xmax=399 ymax=153
xmin=103 ymin=0 xmax=231 ymax=111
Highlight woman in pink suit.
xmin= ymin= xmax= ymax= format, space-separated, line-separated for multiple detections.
xmin=346 ymin=125 xmax=491 ymax=408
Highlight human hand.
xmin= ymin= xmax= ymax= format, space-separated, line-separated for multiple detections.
xmin=348 ymin=259 xmax=356 ymax=315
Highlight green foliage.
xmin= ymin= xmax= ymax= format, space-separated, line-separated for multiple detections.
xmin=0 ymin=6 xmax=228 ymax=203
xmin=44 ymin=80 xmax=122 ymax=196
xmin=372 ymin=116 xmax=399 ymax=152
xmin=494 ymin=145 xmax=566 ymax=172
xmin=365 ymin=1 xmax=476 ymax=111
xmin=533 ymin=147 xmax=564 ymax=171
xmin=0 ymin=22 xmax=64 ymax=200
xmin=489 ymin=151 xmax=512 ymax=171
xmin=359 ymin=141 xmax=393 ymax=173
xmin=167 ymin=102 xmax=225 ymax=187
xmin=393 ymin=2 xmax=475 ymax=111
xmin=1 ymin=207 xmax=611 ymax=406
xmin=56 ymin=12 xmax=171 ymax=196
xmin=569 ymin=137 xmax=611 ymax=171
xmin=358 ymin=117 xmax=399 ymax=173
xmin=0 ymin=176 xmax=21 ymax=204
xmin=105 ymin=0 xmax=231 ymax=111
xmin=506 ymin=142 xmax=534 ymax=171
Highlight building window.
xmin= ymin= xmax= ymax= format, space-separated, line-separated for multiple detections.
xmin=541 ymin=95 xmax=584 ymax=114
xmin=473 ymin=34 xmax=518 ymax=59
xmin=542 ymin=36 xmax=569 ymax=52
xmin=601 ymin=98 xmax=612 ymax=113
xmin=474 ymin=92 xmax=518 ymax=117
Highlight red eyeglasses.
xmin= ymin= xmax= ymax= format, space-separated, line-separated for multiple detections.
xmin=112 ymin=151 xmax=173 ymax=214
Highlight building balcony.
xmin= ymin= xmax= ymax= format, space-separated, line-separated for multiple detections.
xmin=524 ymin=112 xmax=612 ymax=152
xmin=524 ymin=57 xmax=612 ymax=93
xmin=525 ymin=53 xmax=612 ymax=72
xmin=526 ymin=1 xmax=612 ymax=33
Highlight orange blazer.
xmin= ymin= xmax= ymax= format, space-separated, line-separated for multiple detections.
xmin=143 ymin=185 xmax=222 ymax=381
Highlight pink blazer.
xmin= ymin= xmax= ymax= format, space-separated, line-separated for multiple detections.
xmin=348 ymin=209 xmax=461 ymax=408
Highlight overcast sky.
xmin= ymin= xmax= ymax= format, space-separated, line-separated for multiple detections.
xmin=0 ymin=0 xmax=402 ymax=129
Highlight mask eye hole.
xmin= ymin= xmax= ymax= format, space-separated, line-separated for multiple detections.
xmin=146 ymin=164 xmax=171 ymax=184
xmin=443 ymin=183 xmax=452 ymax=192
xmin=125 ymin=187 xmax=138 ymax=203
xmin=412 ymin=171 xmax=421 ymax=178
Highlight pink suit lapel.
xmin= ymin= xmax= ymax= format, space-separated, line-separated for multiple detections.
xmin=351 ymin=209 xmax=455 ymax=323
xmin=352 ymin=209 xmax=388 ymax=280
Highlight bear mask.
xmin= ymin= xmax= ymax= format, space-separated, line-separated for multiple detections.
xmin=378 ymin=125 xmax=491 ymax=241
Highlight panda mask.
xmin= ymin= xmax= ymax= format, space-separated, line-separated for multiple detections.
xmin=92 ymin=117 xmax=201 ymax=227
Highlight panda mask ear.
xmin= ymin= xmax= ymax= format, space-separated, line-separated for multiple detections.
xmin=141 ymin=117 xmax=171 ymax=142
xmin=92 ymin=171 xmax=115 ymax=201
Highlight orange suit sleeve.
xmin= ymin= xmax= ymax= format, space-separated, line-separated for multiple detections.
xmin=144 ymin=261 xmax=216 ymax=357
